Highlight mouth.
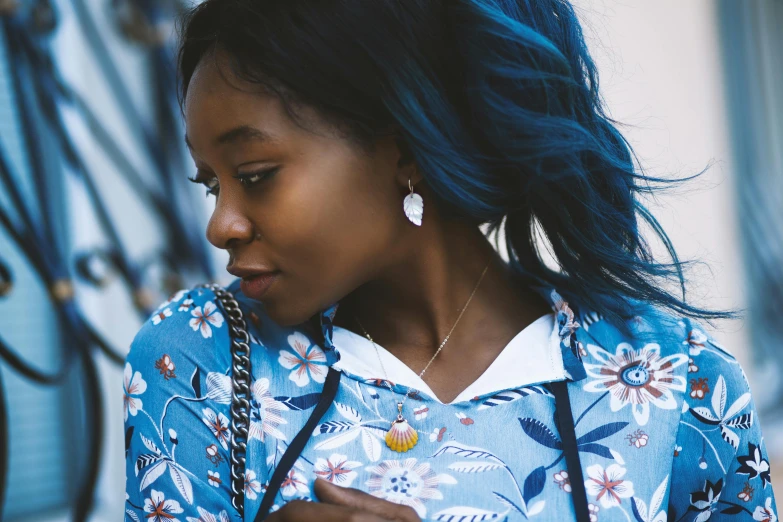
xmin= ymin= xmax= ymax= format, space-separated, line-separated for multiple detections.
xmin=238 ymin=271 xmax=280 ymax=300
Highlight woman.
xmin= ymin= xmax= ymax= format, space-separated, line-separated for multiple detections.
xmin=123 ymin=0 xmax=778 ymax=521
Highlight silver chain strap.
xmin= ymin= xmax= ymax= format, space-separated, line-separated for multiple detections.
xmin=197 ymin=283 xmax=251 ymax=517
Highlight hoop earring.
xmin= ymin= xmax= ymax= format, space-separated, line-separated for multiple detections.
xmin=403 ymin=177 xmax=424 ymax=226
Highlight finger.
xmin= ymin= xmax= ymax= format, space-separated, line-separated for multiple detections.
xmin=266 ymin=498 xmax=392 ymax=522
xmin=314 ymin=477 xmax=420 ymax=521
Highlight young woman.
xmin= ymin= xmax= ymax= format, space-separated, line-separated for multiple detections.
xmin=123 ymin=1 xmax=778 ymax=521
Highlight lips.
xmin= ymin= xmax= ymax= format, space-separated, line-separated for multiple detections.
xmin=238 ymin=271 xmax=280 ymax=300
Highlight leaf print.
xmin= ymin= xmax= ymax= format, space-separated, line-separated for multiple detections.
xmin=275 ymin=393 xmax=321 ymax=411
xmin=430 ymin=441 xmax=504 ymax=463
xmin=135 ymin=454 xmax=161 ymax=475
xmin=313 ymin=427 xmax=362 ymax=451
xmin=432 ymin=506 xmax=504 ymax=521
xmin=576 ymin=422 xmax=629 ymax=445
xmin=186 ymin=507 xmax=230 ymax=522
xmin=477 ymin=386 xmax=553 ymax=410
xmin=313 ymin=421 xmax=356 ymax=435
xmin=492 ymin=491 xmax=523 ymax=515
xmin=191 ymin=367 xmax=202 ymax=398
xmin=334 ymin=402 xmax=362 ymax=423
xmin=125 ymin=509 xmax=141 ymax=522
xmin=518 ymin=418 xmax=562 ymax=450
xmin=205 ymin=373 xmax=231 ymax=404
xmin=140 ymin=432 xmax=162 ymax=455
xmin=447 ymin=462 xmax=504 ymax=473
xmin=523 ymin=466 xmax=546 ymax=505
xmin=689 ymin=375 xmax=753 ymax=449
xmin=189 ymin=301 xmax=225 ymax=339
xmin=249 ymin=378 xmax=288 ymax=442
xmin=139 ymin=460 xmax=168 ymax=491
xmin=169 ymin=463 xmax=194 ymax=504
xmin=631 ymin=475 xmax=668 ymax=522
xmin=361 ymin=427 xmax=382 ymax=462
xmin=578 ymin=443 xmax=614 ymax=459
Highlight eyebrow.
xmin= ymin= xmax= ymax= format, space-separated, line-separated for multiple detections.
xmin=184 ymin=125 xmax=280 ymax=149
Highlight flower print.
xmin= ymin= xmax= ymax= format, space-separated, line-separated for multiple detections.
xmin=588 ymin=503 xmax=600 ymax=522
xmin=155 ymin=354 xmax=177 ymax=380
xmin=738 ymin=482 xmax=754 ymax=502
xmin=245 ymin=470 xmax=262 ymax=500
xmin=736 ymin=443 xmax=772 ymax=488
xmin=584 ymin=464 xmax=634 ymax=508
xmin=201 ymin=408 xmax=230 ymax=450
xmin=280 ymin=461 xmax=309 ymax=497
xmin=278 ymin=332 xmax=328 ymax=387
xmin=144 ymin=489 xmax=183 ymax=522
xmin=185 ymin=507 xmax=229 ymax=522
xmin=583 ymin=342 xmax=687 ymax=425
xmin=625 ymin=429 xmax=648 ymax=448
xmin=248 ymin=378 xmax=287 ymax=442
xmin=207 ymin=470 xmax=221 ymax=487
xmin=554 ymin=470 xmax=572 ymax=493
xmin=414 ymin=406 xmax=428 ymax=420
xmin=753 ymin=497 xmax=777 ymax=522
xmin=178 ymin=298 xmax=194 ymax=312
xmin=685 ymin=328 xmax=709 ymax=356
xmin=689 ymin=478 xmax=722 ymax=521
xmin=690 ymin=377 xmax=709 ymax=399
xmin=365 ymin=458 xmax=456 ymax=517
xmin=123 ymin=362 xmax=147 ymax=422
xmin=151 ymin=307 xmax=173 ymax=325
xmin=189 ymin=301 xmax=225 ymax=339
xmin=313 ymin=453 xmax=362 ymax=487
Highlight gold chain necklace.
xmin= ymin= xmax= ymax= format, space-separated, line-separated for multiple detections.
xmin=353 ymin=260 xmax=490 ymax=453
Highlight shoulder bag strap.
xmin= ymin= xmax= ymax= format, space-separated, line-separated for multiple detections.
xmin=198 ymin=283 xmax=252 ymax=518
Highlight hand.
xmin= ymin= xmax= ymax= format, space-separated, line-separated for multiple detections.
xmin=266 ymin=477 xmax=421 ymax=521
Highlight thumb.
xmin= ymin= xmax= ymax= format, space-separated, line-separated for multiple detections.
xmin=313 ymin=477 xmax=420 ymax=521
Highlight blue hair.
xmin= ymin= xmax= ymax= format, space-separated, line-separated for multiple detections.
xmin=178 ymin=0 xmax=741 ymax=337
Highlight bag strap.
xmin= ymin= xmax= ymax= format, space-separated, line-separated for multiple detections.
xmin=551 ymin=380 xmax=591 ymax=522
xmin=254 ymin=366 xmax=342 ymax=521
xmin=198 ymin=283 xmax=252 ymax=518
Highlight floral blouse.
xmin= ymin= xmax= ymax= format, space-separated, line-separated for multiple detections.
xmin=124 ymin=278 xmax=778 ymax=522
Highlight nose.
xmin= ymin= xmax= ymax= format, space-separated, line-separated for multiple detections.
xmin=205 ymin=194 xmax=256 ymax=250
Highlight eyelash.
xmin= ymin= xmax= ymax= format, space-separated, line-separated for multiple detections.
xmin=187 ymin=168 xmax=278 ymax=198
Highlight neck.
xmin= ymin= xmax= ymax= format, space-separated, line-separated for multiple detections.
xmin=332 ymin=218 xmax=552 ymax=369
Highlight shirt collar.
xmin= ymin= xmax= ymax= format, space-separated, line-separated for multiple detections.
xmin=318 ymin=284 xmax=587 ymax=403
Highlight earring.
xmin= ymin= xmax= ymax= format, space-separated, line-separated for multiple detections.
xmin=403 ymin=177 xmax=424 ymax=226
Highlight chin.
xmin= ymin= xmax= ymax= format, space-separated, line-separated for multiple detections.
xmin=258 ymin=297 xmax=317 ymax=329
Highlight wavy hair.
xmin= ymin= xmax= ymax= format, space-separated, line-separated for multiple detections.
xmin=177 ymin=0 xmax=741 ymax=337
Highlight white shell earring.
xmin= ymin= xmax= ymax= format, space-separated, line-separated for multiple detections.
xmin=403 ymin=178 xmax=424 ymax=226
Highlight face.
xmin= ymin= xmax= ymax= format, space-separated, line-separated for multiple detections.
xmin=184 ymin=49 xmax=415 ymax=326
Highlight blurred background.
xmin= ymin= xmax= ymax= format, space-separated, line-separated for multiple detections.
xmin=0 ymin=0 xmax=780 ymax=520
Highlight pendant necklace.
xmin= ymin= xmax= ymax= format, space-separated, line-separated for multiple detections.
xmin=353 ymin=260 xmax=490 ymax=453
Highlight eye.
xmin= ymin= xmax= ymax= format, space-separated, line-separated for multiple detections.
xmin=187 ymin=167 xmax=278 ymax=198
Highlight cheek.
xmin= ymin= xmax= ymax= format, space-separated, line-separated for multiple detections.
xmin=259 ymin=158 xmax=401 ymax=318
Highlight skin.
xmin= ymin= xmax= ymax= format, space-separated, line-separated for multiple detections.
xmin=185 ymin=48 xmax=554 ymax=519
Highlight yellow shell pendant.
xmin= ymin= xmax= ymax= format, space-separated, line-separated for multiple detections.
xmin=385 ymin=402 xmax=418 ymax=453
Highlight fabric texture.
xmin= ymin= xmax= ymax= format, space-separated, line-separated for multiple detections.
xmin=124 ymin=278 xmax=778 ymax=522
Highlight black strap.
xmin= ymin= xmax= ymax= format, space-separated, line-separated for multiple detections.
xmin=551 ymin=380 xmax=590 ymax=522
xmin=254 ymin=366 xmax=343 ymax=521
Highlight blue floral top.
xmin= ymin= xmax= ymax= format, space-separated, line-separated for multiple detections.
xmin=124 ymin=278 xmax=778 ymax=522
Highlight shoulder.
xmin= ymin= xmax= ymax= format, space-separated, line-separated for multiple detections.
xmin=124 ymin=284 xmax=235 ymax=412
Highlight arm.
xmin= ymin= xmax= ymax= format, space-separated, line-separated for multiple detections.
xmin=123 ymin=287 xmax=238 ymax=521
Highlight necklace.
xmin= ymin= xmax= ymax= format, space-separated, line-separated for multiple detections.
xmin=353 ymin=260 xmax=490 ymax=453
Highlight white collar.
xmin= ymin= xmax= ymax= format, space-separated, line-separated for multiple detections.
xmin=330 ymin=312 xmax=566 ymax=405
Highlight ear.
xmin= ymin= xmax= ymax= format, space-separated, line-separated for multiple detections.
xmin=394 ymin=133 xmax=424 ymax=188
